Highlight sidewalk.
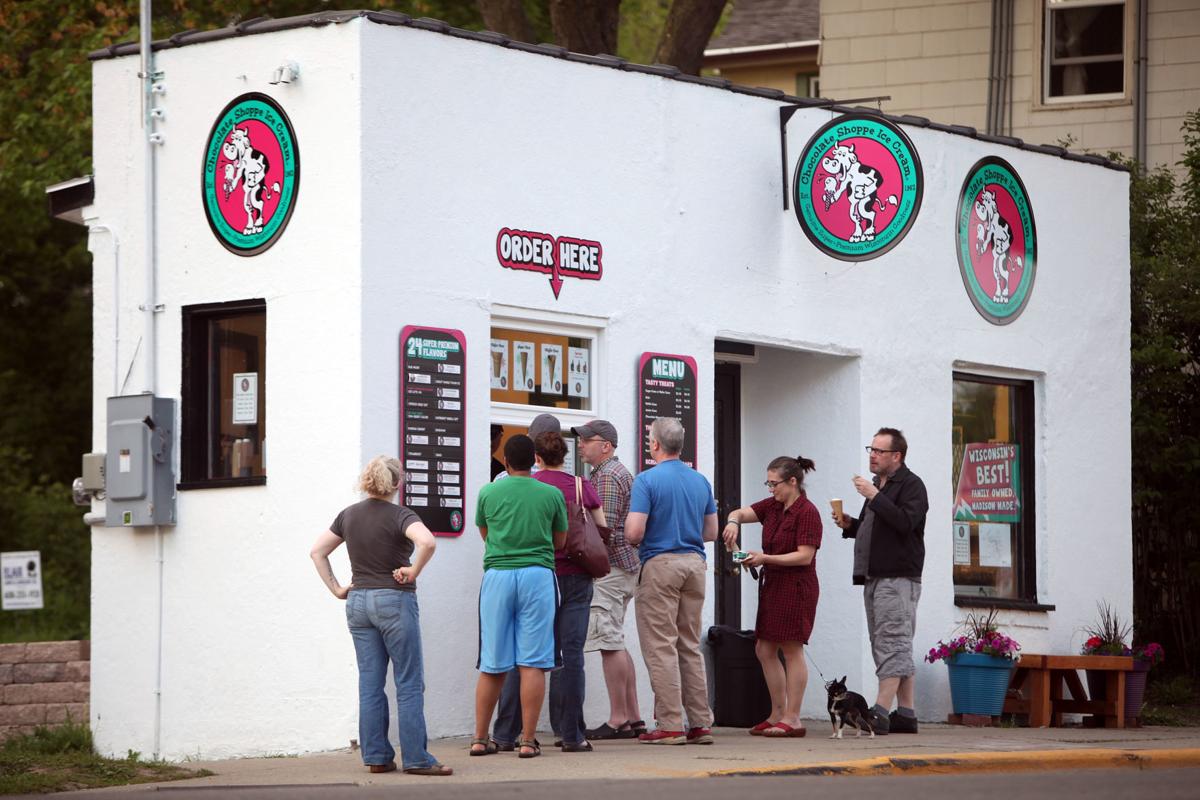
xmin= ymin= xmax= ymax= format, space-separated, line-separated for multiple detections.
xmin=74 ymin=724 xmax=1200 ymax=792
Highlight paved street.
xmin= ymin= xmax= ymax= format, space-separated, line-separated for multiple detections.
xmin=58 ymin=723 xmax=1200 ymax=796
xmin=58 ymin=768 xmax=1200 ymax=799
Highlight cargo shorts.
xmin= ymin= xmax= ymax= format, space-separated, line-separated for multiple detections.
xmin=584 ymin=568 xmax=639 ymax=652
xmin=864 ymin=576 xmax=921 ymax=679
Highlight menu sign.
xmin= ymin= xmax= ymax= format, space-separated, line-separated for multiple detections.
xmin=953 ymin=443 xmax=1021 ymax=523
xmin=400 ymin=326 xmax=466 ymax=537
xmin=638 ymin=352 xmax=698 ymax=471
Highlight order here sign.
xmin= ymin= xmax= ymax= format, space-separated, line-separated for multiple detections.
xmin=953 ymin=443 xmax=1021 ymax=523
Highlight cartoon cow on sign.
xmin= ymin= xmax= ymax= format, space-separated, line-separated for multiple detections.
xmin=221 ymin=127 xmax=281 ymax=235
xmin=820 ymin=142 xmax=898 ymax=243
xmin=974 ymin=187 xmax=1021 ymax=304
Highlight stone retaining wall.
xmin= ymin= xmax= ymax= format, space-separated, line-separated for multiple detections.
xmin=0 ymin=641 xmax=89 ymax=741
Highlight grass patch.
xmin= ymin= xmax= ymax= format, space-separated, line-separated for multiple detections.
xmin=1141 ymin=675 xmax=1200 ymax=727
xmin=0 ymin=723 xmax=212 ymax=795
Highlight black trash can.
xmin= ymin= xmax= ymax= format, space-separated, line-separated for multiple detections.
xmin=703 ymin=625 xmax=771 ymax=728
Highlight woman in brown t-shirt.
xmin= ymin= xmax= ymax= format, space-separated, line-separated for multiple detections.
xmin=721 ymin=455 xmax=821 ymax=738
xmin=310 ymin=456 xmax=452 ymax=776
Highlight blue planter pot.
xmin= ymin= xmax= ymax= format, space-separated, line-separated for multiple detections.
xmin=946 ymin=653 xmax=1015 ymax=716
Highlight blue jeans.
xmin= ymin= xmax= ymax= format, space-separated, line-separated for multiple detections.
xmin=346 ymin=589 xmax=436 ymax=769
xmin=493 ymin=574 xmax=593 ymax=746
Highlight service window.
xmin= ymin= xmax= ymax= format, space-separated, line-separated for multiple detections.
xmin=951 ymin=374 xmax=1036 ymax=603
xmin=180 ymin=299 xmax=266 ymax=487
xmin=490 ymin=325 xmax=594 ymax=411
xmin=1043 ymin=0 xmax=1128 ymax=102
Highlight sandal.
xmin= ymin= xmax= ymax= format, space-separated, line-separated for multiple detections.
xmin=517 ymin=738 xmax=542 ymax=759
xmin=749 ymin=720 xmax=775 ymax=736
xmin=404 ymin=763 xmax=454 ymax=776
xmin=762 ymin=722 xmax=807 ymax=738
xmin=629 ymin=719 xmax=648 ymax=736
xmin=469 ymin=737 xmax=499 ymax=756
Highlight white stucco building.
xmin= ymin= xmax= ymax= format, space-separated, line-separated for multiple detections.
xmin=75 ymin=10 xmax=1131 ymax=760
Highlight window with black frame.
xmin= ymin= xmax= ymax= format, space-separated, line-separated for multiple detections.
xmin=951 ymin=374 xmax=1038 ymax=605
xmin=180 ymin=299 xmax=266 ymax=487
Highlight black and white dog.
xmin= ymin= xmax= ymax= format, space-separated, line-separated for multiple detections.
xmin=826 ymin=676 xmax=874 ymax=739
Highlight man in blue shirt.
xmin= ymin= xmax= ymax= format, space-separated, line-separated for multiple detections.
xmin=626 ymin=417 xmax=718 ymax=745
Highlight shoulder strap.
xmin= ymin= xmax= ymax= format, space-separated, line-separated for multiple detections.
xmin=575 ymin=475 xmax=583 ymax=505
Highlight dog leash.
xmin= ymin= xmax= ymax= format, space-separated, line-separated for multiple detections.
xmin=806 ymin=649 xmax=829 ymax=684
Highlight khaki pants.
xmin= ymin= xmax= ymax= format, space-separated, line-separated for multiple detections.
xmin=635 ymin=552 xmax=712 ymax=731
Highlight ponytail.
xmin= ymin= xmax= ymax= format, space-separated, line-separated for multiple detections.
xmin=767 ymin=454 xmax=816 ymax=489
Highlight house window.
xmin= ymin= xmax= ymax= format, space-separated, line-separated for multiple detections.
xmin=796 ymin=73 xmax=820 ymax=99
xmin=1044 ymin=0 xmax=1127 ymax=101
xmin=951 ymin=374 xmax=1036 ymax=603
xmin=180 ymin=299 xmax=266 ymax=487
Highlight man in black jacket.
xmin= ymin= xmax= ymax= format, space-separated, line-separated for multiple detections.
xmin=834 ymin=427 xmax=928 ymax=735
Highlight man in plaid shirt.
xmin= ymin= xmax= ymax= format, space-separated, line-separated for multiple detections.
xmin=573 ymin=420 xmax=646 ymax=740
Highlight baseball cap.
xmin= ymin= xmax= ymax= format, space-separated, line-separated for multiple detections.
xmin=527 ymin=413 xmax=562 ymax=441
xmin=572 ymin=419 xmax=618 ymax=447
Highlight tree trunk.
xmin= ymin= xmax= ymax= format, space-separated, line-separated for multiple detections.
xmin=654 ymin=0 xmax=727 ymax=75
xmin=477 ymin=0 xmax=535 ymax=44
xmin=549 ymin=0 xmax=621 ymax=55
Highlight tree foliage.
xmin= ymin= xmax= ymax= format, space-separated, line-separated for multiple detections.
xmin=1127 ymin=110 xmax=1200 ymax=678
xmin=0 ymin=0 xmax=482 ymax=642
xmin=0 ymin=1 xmax=730 ymax=641
xmin=477 ymin=0 xmax=728 ymax=72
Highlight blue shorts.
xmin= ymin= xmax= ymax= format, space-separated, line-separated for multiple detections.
xmin=477 ymin=566 xmax=558 ymax=673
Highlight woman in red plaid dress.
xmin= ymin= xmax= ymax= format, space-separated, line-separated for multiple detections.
xmin=721 ymin=455 xmax=821 ymax=738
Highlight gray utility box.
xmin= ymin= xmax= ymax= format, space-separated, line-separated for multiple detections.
xmin=105 ymin=395 xmax=177 ymax=527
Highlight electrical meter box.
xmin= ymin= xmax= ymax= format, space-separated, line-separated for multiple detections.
xmin=105 ymin=395 xmax=177 ymax=527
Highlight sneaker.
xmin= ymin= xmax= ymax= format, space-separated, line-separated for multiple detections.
xmin=888 ymin=711 xmax=918 ymax=734
xmin=867 ymin=709 xmax=890 ymax=735
xmin=638 ymin=729 xmax=686 ymax=745
xmin=686 ymin=727 xmax=714 ymax=745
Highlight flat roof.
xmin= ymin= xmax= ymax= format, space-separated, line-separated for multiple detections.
xmin=88 ymin=9 xmax=1126 ymax=173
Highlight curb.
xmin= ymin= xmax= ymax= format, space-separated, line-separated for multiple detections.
xmin=708 ymin=747 xmax=1200 ymax=777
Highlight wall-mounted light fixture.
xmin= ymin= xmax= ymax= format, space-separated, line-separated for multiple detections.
xmin=269 ymin=61 xmax=300 ymax=85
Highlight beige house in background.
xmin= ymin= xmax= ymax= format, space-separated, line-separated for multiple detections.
xmin=704 ymin=0 xmax=821 ymax=97
xmin=705 ymin=0 xmax=1200 ymax=170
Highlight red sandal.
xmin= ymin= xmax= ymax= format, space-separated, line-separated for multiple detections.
xmin=762 ymin=722 xmax=807 ymax=738
xmin=749 ymin=720 xmax=775 ymax=736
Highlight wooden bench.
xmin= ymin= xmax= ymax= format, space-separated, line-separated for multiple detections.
xmin=1002 ymin=654 xmax=1134 ymax=728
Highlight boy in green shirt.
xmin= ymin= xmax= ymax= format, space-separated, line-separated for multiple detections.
xmin=471 ymin=435 xmax=567 ymax=758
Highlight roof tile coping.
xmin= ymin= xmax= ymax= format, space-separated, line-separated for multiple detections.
xmin=86 ymin=9 xmax=1128 ymax=173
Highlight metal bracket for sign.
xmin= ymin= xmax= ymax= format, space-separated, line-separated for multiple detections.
xmin=779 ymin=96 xmax=891 ymax=211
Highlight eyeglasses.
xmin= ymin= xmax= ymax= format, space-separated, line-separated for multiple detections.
xmin=763 ymin=479 xmax=784 ymax=488
xmin=865 ymin=446 xmax=898 ymax=455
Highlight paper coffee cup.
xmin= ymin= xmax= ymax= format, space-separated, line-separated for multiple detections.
xmin=830 ymin=498 xmax=843 ymax=522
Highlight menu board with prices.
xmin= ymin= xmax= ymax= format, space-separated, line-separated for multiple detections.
xmin=400 ymin=326 xmax=466 ymax=537
xmin=638 ymin=352 xmax=698 ymax=471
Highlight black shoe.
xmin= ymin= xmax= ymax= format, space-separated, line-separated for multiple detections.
xmin=629 ymin=719 xmax=648 ymax=736
xmin=586 ymin=722 xmax=632 ymax=740
xmin=888 ymin=711 xmax=918 ymax=734
xmin=561 ymin=740 xmax=594 ymax=752
xmin=867 ymin=709 xmax=890 ymax=735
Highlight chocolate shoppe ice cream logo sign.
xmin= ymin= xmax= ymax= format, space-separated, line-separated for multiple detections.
xmin=202 ymin=93 xmax=299 ymax=256
xmin=956 ymin=157 xmax=1037 ymax=325
xmin=793 ymin=114 xmax=923 ymax=261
